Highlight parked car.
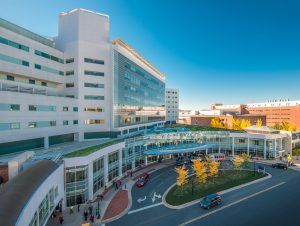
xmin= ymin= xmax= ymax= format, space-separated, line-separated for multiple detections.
xmin=200 ymin=194 xmax=222 ymax=209
xmin=272 ymin=163 xmax=288 ymax=170
xmin=136 ymin=173 xmax=150 ymax=187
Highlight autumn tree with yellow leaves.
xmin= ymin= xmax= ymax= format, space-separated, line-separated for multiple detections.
xmin=240 ymin=119 xmax=251 ymax=129
xmin=208 ymin=161 xmax=220 ymax=178
xmin=176 ymin=165 xmax=189 ymax=189
xmin=256 ymin=119 xmax=263 ymax=126
xmin=232 ymin=119 xmax=241 ymax=130
xmin=193 ymin=159 xmax=207 ymax=184
xmin=241 ymin=153 xmax=250 ymax=168
xmin=210 ymin=118 xmax=223 ymax=128
xmin=233 ymin=155 xmax=243 ymax=170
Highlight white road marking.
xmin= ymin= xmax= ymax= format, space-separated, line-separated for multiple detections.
xmin=137 ymin=196 xmax=147 ymax=203
xmin=128 ymin=202 xmax=163 ymax=215
xmin=151 ymin=192 xmax=162 ymax=203
xmin=179 ymin=182 xmax=285 ymax=226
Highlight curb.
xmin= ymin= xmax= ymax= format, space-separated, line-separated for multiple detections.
xmin=162 ymin=172 xmax=272 ymax=210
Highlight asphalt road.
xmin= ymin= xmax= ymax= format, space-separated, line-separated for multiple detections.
xmin=108 ymin=163 xmax=300 ymax=226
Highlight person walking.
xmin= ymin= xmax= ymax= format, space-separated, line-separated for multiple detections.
xmin=69 ymin=206 xmax=74 ymax=214
xmin=58 ymin=215 xmax=64 ymax=225
xmin=84 ymin=210 xmax=88 ymax=221
xmin=77 ymin=204 xmax=80 ymax=212
xmin=90 ymin=214 xmax=95 ymax=223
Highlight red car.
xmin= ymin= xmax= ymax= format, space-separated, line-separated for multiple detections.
xmin=136 ymin=173 xmax=150 ymax=187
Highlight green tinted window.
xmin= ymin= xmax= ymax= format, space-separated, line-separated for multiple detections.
xmin=0 ymin=36 xmax=29 ymax=52
xmin=0 ymin=53 xmax=29 ymax=67
xmin=35 ymin=50 xmax=64 ymax=64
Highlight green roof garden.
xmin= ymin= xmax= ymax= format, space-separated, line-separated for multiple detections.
xmin=63 ymin=139 xmax=125 ymax=158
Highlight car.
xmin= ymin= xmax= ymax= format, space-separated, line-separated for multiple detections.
xmin=136 ymin=173 xmax=150 ymax=187
xmin=176 ymin=160 xmax=187 ymax=167
xmin=272 ymin=163 xmax=288 ymax=170
xmin=199 ymin=194 xmax=222 ymax=209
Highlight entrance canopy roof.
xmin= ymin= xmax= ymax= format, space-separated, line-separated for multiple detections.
xmin=144 ymin=144 xmax=216 ymax=155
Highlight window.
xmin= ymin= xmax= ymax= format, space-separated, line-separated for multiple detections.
xmin=28 ymin=122 xmax=37 ymax=128
xmin=0 ymin=103 xmax=20 ymax=111
xmin=84 ymin=107 xmax=103 ymax=112
xmin=34 ymin=64 xmax=64 ymax=76
xmin=73 ymin=107 xmax=78 ymax=112
xmin=65 ymin=71 xmax=74 ymax=76
xmin=63 ymin=107 xmax=69 ymax=112
xmin=0 ymin=122 xmax=20 ymax=130
xmin=73 ymin=120 xmax=78 ymax=125
xmin=84 ymin=70 xmax=104 ymax=77
xmin=84 ymin=58 xmax=104 ymax=65
xmin=29 ymin=79 xmax=35 ymax=85
xmin=7 ymin=75 xmax=14 ymax=81
xmin=66 ymin=58 xmax=74 ymax=64
xmin=84 ymin=119 xmax=105 ymax=124
xmin=0 ymin=36 xmax=29 ymax=52
xmin=84 ymin=95 xmax=104 ymax=100
xmin=84 ymin=83 xmax=104 ymax=88
xmin=41 ymin=82 xmax=47 ymax=86
xmin=66 ymin=83 xmax=74 ymax=88
xmin=0 ymin=53 xmax=29 ymax=67
xmin=34 ymin=50 xmax=64 ymax=64
xmin=29 ymin=105 xmax=56 ymax=112
xmin=63 ymin=120 xmax=69 ymax=126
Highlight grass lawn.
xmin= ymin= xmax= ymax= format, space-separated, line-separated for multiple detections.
xmin=165 ymin=170 xmax=267 ymax=206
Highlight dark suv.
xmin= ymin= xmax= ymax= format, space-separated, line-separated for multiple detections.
xmin=272 ymin=163 xmax=288 ymax=170
xmin=200 ymin=194 xmax=222 ymax=209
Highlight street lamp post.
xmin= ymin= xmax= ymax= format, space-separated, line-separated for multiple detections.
xmin=191 ymin=177 xmax=194 ymax=195
xmin=253 ymin=159 xmax=256 ymax=176
xmin=96 ymin=196 xmax=101 ymax=219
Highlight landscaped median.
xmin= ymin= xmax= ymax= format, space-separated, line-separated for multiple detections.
xmin=163 ymin=170 xmax=269 ymax=208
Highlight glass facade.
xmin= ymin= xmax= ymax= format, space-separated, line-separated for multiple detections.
xmin=93 ymin=157 xmax=104 ymax=194
xmin=66 ymin=165 xmax=89 ymax=207
xmin=113 ymin=51 xmax=165 ymax=128
xmin=108 ymin=151 xmax=119 ymax=182
xmin=84 ymin=70 xmax=104 ymax=77
xmin=29 ymin=186 xmax=57 ymax=226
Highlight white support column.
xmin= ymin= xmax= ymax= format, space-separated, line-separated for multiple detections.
xmin=247 ymin=138 xmax=250 ymax=156
xmin=264 ymin=139 xmax=267 ymax=159
xmin=145 ymin=156 xmax=148 ymax=166
xmin=118 ymin=149 xmax=122 ymax=177
xmin=44 ymin=136 xmax=49 ymax=149
xmin=232 ymin=137 xmax=235 ymax=156
xmin=218 ymin=137 xmax=221 ymax=153
xmin=88 ymin=162 xmax=94 ymax=200
xmin=104 ymin=155 xmax=109 ymax=186
xmin=274 ymin=139 xmax=277 ymax=158
xmin=132 ymin=161 xmax=135 ymax=171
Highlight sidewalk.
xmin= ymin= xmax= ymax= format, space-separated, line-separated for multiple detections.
xmin=47 ymin=160 xmax=175 ymax=226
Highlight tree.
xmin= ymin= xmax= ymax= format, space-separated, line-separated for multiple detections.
xmin=256 ymin=119 xmax=263 ymax=126
xmin=210 ymin=118 xmax=223 ymax=128
xmin=232 ymin=119 xmax=241 ymax=130
xmin=292 ymin=147 xmax=300 ymax=158
xmin=176 ymin=165 xmax=189 ymax=188
xmin=233 ymin=155 xmax=243 ymax=170
xmin=240 ymin=119 xmax=251 ymax=129
xmin=272 ymin=121 xmax=297 ymax=132
xmin=209 ymin=161 xmax=220 ymax=178
xmin=193 ymin=159 xmax=207 ymax=184
xmin=241 ymin=153 xmax=250 ymax=168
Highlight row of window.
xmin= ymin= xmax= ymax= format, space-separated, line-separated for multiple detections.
xmin=0 ymin=120 xmax=79 ymax=131
xmin=0 ymin=103 xmax=78 ymax=112
xmin=84 ymin=58 xmax=104 ymax=65
xmin=0 ymin=53 xmax=29 ymax=67
xmin=0 ymin=74 xmax=57 ymax=88
xmin=0 ymin=36 xmax=29 ymax=52
xmin=84 ymin=119 xmax=105 ymax=125
xmin=34 ymin=64 xmax=64 ymax=76
xmin=84 ymin=95 xmax=104 ymax=100
xmin=34 ymin=50 xmax=64 ymax=64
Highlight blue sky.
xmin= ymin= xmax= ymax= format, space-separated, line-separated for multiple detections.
xmin=1 ymin=0 xmax=300 ymax=109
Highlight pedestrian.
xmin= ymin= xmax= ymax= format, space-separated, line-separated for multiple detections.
xmin=104 ymin=185 xmax=107 ymax=191
xmin=100 ymin=193 xmax=104 ymax=201
xmin=58 ymin=215 xmax=64 ymax=225
xmin=77 ymin=204 xmax=80 ymax=212
xmin=130 ymin=171 xmax=133 ymax=177
xmin=84 ymin=210 xmax=88 ymax=221
xmin=69 ymin=206 xmax=73 ymax=214
xmin=119 ymin=180 xmax=122 ymax=187
xmin=89 ymin=205 xmax=93 ymax=215
xmin=115 ymin=182 xmax=118 ymax=190
xmin=90 ymin=214 xmax=95 ymax=223
xmin=124 ymin=183 xmax=127 ymax=189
